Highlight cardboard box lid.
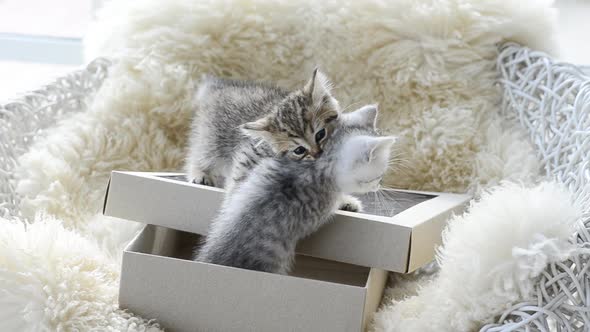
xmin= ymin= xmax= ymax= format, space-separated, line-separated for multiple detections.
xmin=103 ymin=171 xmax=471 ymax=273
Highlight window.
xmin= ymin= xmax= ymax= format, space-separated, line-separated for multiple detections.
xmin=0 ymin=0 xmax=95 ymax=100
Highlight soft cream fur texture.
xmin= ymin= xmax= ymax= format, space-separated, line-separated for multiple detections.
xmin=81 ymin=0 xmax=556 ymax=193
xmin=3 ymin=0 xmax=561 ymax=331
xmin=0 ymin=216 xmax=161 ymax=331
xmin=371 ymin=182 xmax=580 ymax=332
xmin=18 ymin=0 xmax=558 ymax=235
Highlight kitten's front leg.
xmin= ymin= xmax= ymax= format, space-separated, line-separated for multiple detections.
xmin=339 ymin=195 xmax=363 ymax=212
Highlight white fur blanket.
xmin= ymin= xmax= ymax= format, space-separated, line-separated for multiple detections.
xmin=2 ymin=0 xmax=577 ymax=331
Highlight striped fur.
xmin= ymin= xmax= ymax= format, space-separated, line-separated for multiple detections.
xmin=185 ymin=70 xmax=340 ymax=188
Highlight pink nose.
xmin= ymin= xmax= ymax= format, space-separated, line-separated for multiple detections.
xmin=311 ymin=150 xmax=322 ymax=158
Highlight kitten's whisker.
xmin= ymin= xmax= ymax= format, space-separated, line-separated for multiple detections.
xmin=378 ymin=189 xmax=396 ymax=216
xmin=386 ymin=154 xmax=411 ymax=170
xmin=312 ymin=98 xmax=330 ymax=116
xmin=388 ymin=164 xmax=412 ymax=175
xmin=313 ymin=110 xmax=336 ymax=127
xmin=378 ymin=184 xmax=403 ymax=192
xmin=387 ymin=159 xmax=410 ymax=169
xmin=340 ymin=101 xmax=365 ymax=114
xmin=377 ymin=190 xmax=394 ymax=216
xmin=372 ymin=191 xmax=377 ymax=215
xmin=328 ymin=82 xmax=344 ymax=91
xmin=387 ymin=169 xmax=411 ymax=179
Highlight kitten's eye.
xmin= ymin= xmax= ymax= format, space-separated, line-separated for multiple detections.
xmin=294 ymin=146 xmax=307 ymax=155
xmin=315 ymin=128 xmax=326 ymax=143
xmin=326 ymin=115 xmax=338 ymax=123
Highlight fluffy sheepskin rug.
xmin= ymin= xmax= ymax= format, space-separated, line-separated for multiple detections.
xmin=17 ymin=0 xmax=558 ymax=234
xmin=371 ymin=182 xmax=581 ymax=332
xmin=0 ymin=216 xmax=160 ymax=331
xmin=2 ymin=0 xmax=563 ymax=330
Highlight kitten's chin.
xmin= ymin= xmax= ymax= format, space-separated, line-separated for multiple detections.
xmin=337 ymin=179 xmax=381 ymax=195
xmin=368 ymin=182 xmax=381 ymax=193
xmin=336 ymin=181 xmax=362 ymax=195
xmin=361 ymin=179 xmax=381 ymax=194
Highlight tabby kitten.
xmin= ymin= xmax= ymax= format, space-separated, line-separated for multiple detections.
xmin=195 ymin=105 xmax=394 ymax=274
xmin=185 ymin=69 xmax=340 ymax=189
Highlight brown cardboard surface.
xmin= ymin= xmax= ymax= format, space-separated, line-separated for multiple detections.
xmin=104 ymin=171 xmax=471 ymax=273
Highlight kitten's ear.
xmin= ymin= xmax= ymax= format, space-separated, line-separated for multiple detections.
xmin=343 ymin=104 xmax=379 ymax=129
xmin=303 ymin=68 xmax=333 ymax=104
xmin=240 ymin=116 xmax=276 ymax=139
xmin=365 ymin=136 xmax=396 ymax=161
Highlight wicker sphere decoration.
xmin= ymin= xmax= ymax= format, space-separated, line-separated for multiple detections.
xmin=0 ymin=58 xmax=111 ymax=219
xmin=482 ymin=44 xmax=590 ymax=332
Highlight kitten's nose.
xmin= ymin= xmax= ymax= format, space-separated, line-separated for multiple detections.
xmin=311 ymin=149 xmax=322 ymax=158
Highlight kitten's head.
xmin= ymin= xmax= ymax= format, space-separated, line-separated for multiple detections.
xmin=240 ymin=69 xmax=340 ymax=160
xmin=334 ymin=134 xmax=396 ymax=193
xmin=325 ymin=104 xmax=396 ymax=194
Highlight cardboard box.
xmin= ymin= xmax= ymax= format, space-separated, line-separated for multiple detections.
xmin=103 ymin=171 xmax=470 ymax=273
xmin=120 ymin=224 xmax=388 ymax=332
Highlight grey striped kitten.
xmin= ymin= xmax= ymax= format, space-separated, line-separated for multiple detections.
xmin=195 ymin=105 xmax=395 ymax=274
xmin=185 ymin=69 xmax=340 ymax=189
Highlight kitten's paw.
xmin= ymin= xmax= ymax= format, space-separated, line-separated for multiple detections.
xmin=190 ymin=174 xmax=215 ymax=187
xmin=339 ymin=195 xmax=363 ymax=212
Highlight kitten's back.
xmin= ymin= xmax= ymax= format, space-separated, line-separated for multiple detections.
xmin=196 ymin=157 xmax=339 ymax=274
xmin=186 ymin=77 xmax=289 ymax=185
xmin=196 ymin=76 xmax=288 ymax=122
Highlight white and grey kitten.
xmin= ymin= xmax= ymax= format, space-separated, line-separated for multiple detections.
xmin=195 ymin=105 xmax=395 ymax=274
xmin=185 ymin=69 xmax=340 ymax=188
